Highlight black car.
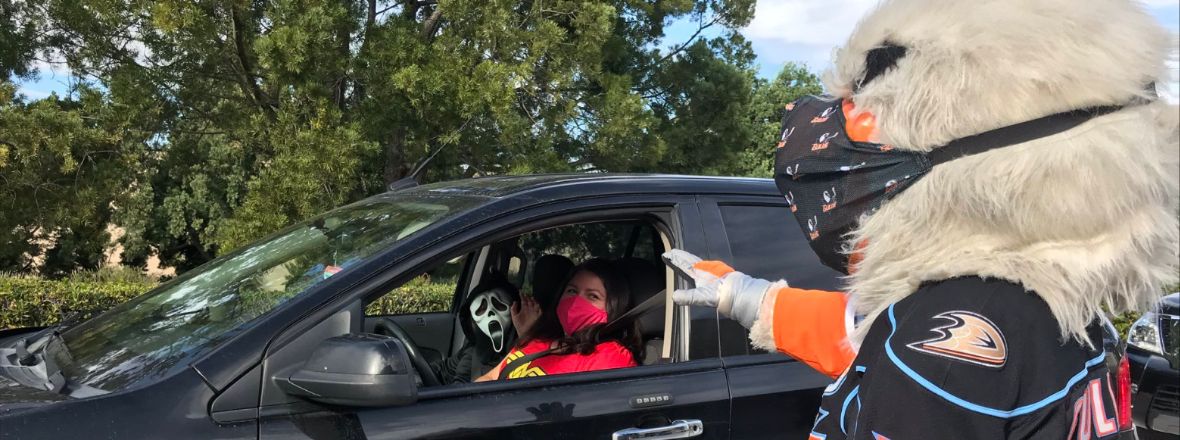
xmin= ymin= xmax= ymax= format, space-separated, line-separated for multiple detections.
xmin=0 ymin=174 xmax=845 ymax=439
xmin=1124 ymin=293 xmax=1180 ymax=440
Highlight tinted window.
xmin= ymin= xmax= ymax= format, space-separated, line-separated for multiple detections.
xmin=716 ymin=203 xmax=843 ymax=356
xmin=718 ymin=204 xmax=842 ymax=290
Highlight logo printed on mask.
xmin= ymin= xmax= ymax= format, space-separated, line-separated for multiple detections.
xmin=785 ymin=191 xmax=797 ymax=212
xmin=776 ymin=127 xmax=796 ymax=149
xmin=884 ymin=179 xmax=899 ymax=193
xmin=783 ymin=163 xmax=801 ymax=180
xmin=822 ymin=187 xmax=838 ymax=212
xmin=812 ymin=132 xmax=839 ymax=151
xmin=878 ymin=144 xmax=894 ymax=152
xmin=807 ymin=216 xmax=820 ymax=240
xmin=785 ymin=102 xmax=796 ymax=111
xmin=811 ymin=106 xmax=837 ymax=124
xmin=838 ymin=162 xmax=867 ymax=172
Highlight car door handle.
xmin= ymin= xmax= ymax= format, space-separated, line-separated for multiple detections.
xmin=612 ymin=419 xmax=704 ymax=440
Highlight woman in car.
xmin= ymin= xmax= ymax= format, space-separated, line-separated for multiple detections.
xmin=476 ymin=258 xmax=642 ymax=380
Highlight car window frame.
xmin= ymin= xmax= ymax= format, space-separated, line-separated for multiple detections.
xmin=697 ymin=195 xmax=842 ymax=365
xmin=249 ymin=195 xmax=719 ymax=417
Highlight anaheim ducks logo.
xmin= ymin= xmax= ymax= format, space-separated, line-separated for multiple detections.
xmin=806 ymin=216 xmax=819 ymax=240
xmin=784 ymin=191 xmax=797 ymax=212
xmin=822 ymin=187 xmax=837 ymax=212
xmin=783 ymin=163 xmax=800 ymax=180
xmin=907 ymin=311 xmax=1007 ymax=368
xmin=785 ymin=102 xmax=796 ymax=111
xmin=878 ymin=144 xmax=894 ymax=152
xmin=776 ymin=127 xmax=796 ymax=149
xmin=811 ymin=106 xmax=837 ymax=123
xmin=812 ymin=132 xmax=839 ymax=151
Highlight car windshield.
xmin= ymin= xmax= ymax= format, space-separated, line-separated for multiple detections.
xmin=52 ymin=194 xmax=482 ymax=393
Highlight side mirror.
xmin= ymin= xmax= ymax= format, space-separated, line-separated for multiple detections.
xmin=276 ymin=334 xmax=417 ymax=407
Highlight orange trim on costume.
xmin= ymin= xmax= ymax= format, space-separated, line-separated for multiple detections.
xmin=692 ymin=260 xmax=735 ymax=278
xmin=771 ymin=286 xmax=856 ymax=378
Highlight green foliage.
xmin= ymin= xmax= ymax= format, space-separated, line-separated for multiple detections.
xmin=366 ymin=274 xmax=455 ymax=316
xmin=0 ymin=0 xmax=769 ymax=275
xmin=731 ymin=62 xmax=823 ymax=177
xmin=0 ymin=81 xmax=145 ymax=276
xmin=0 ymin=272 xmax=155 ymax=329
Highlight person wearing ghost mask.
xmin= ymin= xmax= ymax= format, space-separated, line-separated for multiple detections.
xmin=429 ymin=276 xmax=522 ymax=384
xmin=476 ymin=259 xmax=642 ymax=381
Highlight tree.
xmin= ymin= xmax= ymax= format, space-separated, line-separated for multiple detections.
xmin=0 ymin=82 xmax=145 ymax=276
xmin=1 ymin=0 xmax=778 ymax=275
xmin=730 ymin=62 xmax=823 ymax=177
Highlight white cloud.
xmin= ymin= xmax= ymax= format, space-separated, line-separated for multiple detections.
xmin=743 ymin=0 xmax=877 ymax=46
xmin=741 ymin=0 xmax=878 ymax=75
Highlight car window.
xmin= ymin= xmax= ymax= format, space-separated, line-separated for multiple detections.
xmin=715 ymin=203 xmax=843 ymax=356
xmin=367 ymin=254 xmax=467 ymax=316
xmin=517 ymin=221 xmax=662 ymax=295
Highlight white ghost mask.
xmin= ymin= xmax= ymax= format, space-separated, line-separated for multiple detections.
xmin=468 ymin=287 xmax=513 ymax=352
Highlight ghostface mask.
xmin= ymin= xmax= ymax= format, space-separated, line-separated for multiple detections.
xmin=468 ymin=287 xmax=514 ymax=352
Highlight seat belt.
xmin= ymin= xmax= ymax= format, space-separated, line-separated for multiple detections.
xmin=497 ymin=290 xmax=667 ymax=380
xmin=599 ymin=289 xmax=665 ymax=334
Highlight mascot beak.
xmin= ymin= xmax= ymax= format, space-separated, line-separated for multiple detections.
xmin=842 ymin=99 xmax=880 ymax=143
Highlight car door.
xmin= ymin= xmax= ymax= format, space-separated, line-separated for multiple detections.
xmin=699 ymin=196 xmax=840 ymax=439
xmin=255 ymin=195 xmax=732 ymax=439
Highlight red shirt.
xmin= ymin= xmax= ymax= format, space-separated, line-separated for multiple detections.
xmin=498 ymin=339 xmax=637 ymax=379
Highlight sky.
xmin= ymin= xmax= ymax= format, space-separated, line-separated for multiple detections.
xmin=672 ymin=0 xmax=1180 ymax=102
xmin=13 ymin=0 xmax=1180 ymax=102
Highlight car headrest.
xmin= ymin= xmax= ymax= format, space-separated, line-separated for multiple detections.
xmin=531 ymin=254 xmax=574 ymax=312
xmin=616 ymin=257 xmax=665 ymax=339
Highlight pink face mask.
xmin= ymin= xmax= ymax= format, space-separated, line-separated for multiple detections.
xmin=556 ymin=294 xmax=608 ymax=336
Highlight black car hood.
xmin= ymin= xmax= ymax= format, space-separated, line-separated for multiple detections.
xmin=1160 ymin=293 xmax=1179 ymax=316
xmin=0 ymin=373 xmax=67 ymax=415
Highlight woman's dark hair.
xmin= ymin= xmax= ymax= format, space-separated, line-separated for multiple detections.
xmin=524 ymin=258 xmax=644 ymax=364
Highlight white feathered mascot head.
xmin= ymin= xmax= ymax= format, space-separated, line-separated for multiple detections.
xmin=829 ymin=0 xmax=1180 ymax=343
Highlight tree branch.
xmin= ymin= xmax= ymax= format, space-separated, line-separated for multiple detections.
xmin=421 ymin=6 xmax=443 ymax=39
xmin=229 ymin=4 xmax=275 ymax=119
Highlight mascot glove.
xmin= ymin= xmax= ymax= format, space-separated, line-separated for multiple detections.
xmin=663 ymin=249 xmax=772 ymax=329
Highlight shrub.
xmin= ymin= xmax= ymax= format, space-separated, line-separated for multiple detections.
xmin=0 ymin=274 xmax=156 ymax=329
xmin=366 ymin=275 xmax=455 ymax=316
xmin=0 ymin=271 xmax=456 ymax=330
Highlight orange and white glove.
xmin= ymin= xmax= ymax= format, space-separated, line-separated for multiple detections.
xmin=664 ymin=249 xmax=857 ymax=378
xmin=663 ymin=249 xmax=772 ymax=328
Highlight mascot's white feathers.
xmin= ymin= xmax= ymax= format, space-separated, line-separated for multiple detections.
xmin=823 ymin=0 xmax=1180 ymax=344
xmin=797 ymin=0 xmax=1178 ymax=345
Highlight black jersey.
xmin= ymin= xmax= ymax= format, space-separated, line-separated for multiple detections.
xmin=810 ymin=277 xmax=1120 ymax=440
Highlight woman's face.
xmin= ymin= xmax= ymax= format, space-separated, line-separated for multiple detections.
xmin=563 ymin=270 xmax=608 ymax=311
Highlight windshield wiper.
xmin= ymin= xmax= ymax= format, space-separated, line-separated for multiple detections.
xmin=0 ymin=328 xmax=68 ymax=393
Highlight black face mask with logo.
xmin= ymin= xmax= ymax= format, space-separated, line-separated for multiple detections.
xmin=773 ymin=95 xmax=1124 ymax=274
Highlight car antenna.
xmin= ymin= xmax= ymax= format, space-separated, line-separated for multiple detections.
xmin=386 ymin=141 xmax=450 ymax=192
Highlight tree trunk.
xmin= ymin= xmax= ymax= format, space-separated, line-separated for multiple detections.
xmin=382 ymin=129 xmax=409 ymax=186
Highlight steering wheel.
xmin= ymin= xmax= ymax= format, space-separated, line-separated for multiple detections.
xmin=373 ymin=318 xmax=441 ymax=387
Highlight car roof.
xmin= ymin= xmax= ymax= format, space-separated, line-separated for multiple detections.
xmin=396 ymin=173 xmax=783 ymax=200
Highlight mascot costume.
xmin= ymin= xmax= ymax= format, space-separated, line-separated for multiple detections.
xmin=666 ymin=0 xmax=1179 ymax=438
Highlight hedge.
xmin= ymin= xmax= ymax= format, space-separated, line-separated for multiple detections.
xmin=1 ymin=271 xmax=1169 ymax=335
xmin=0 ymin=275 xmax=155 ymax=329
xmin=0 ymin=272 xmax=456 ymax=330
